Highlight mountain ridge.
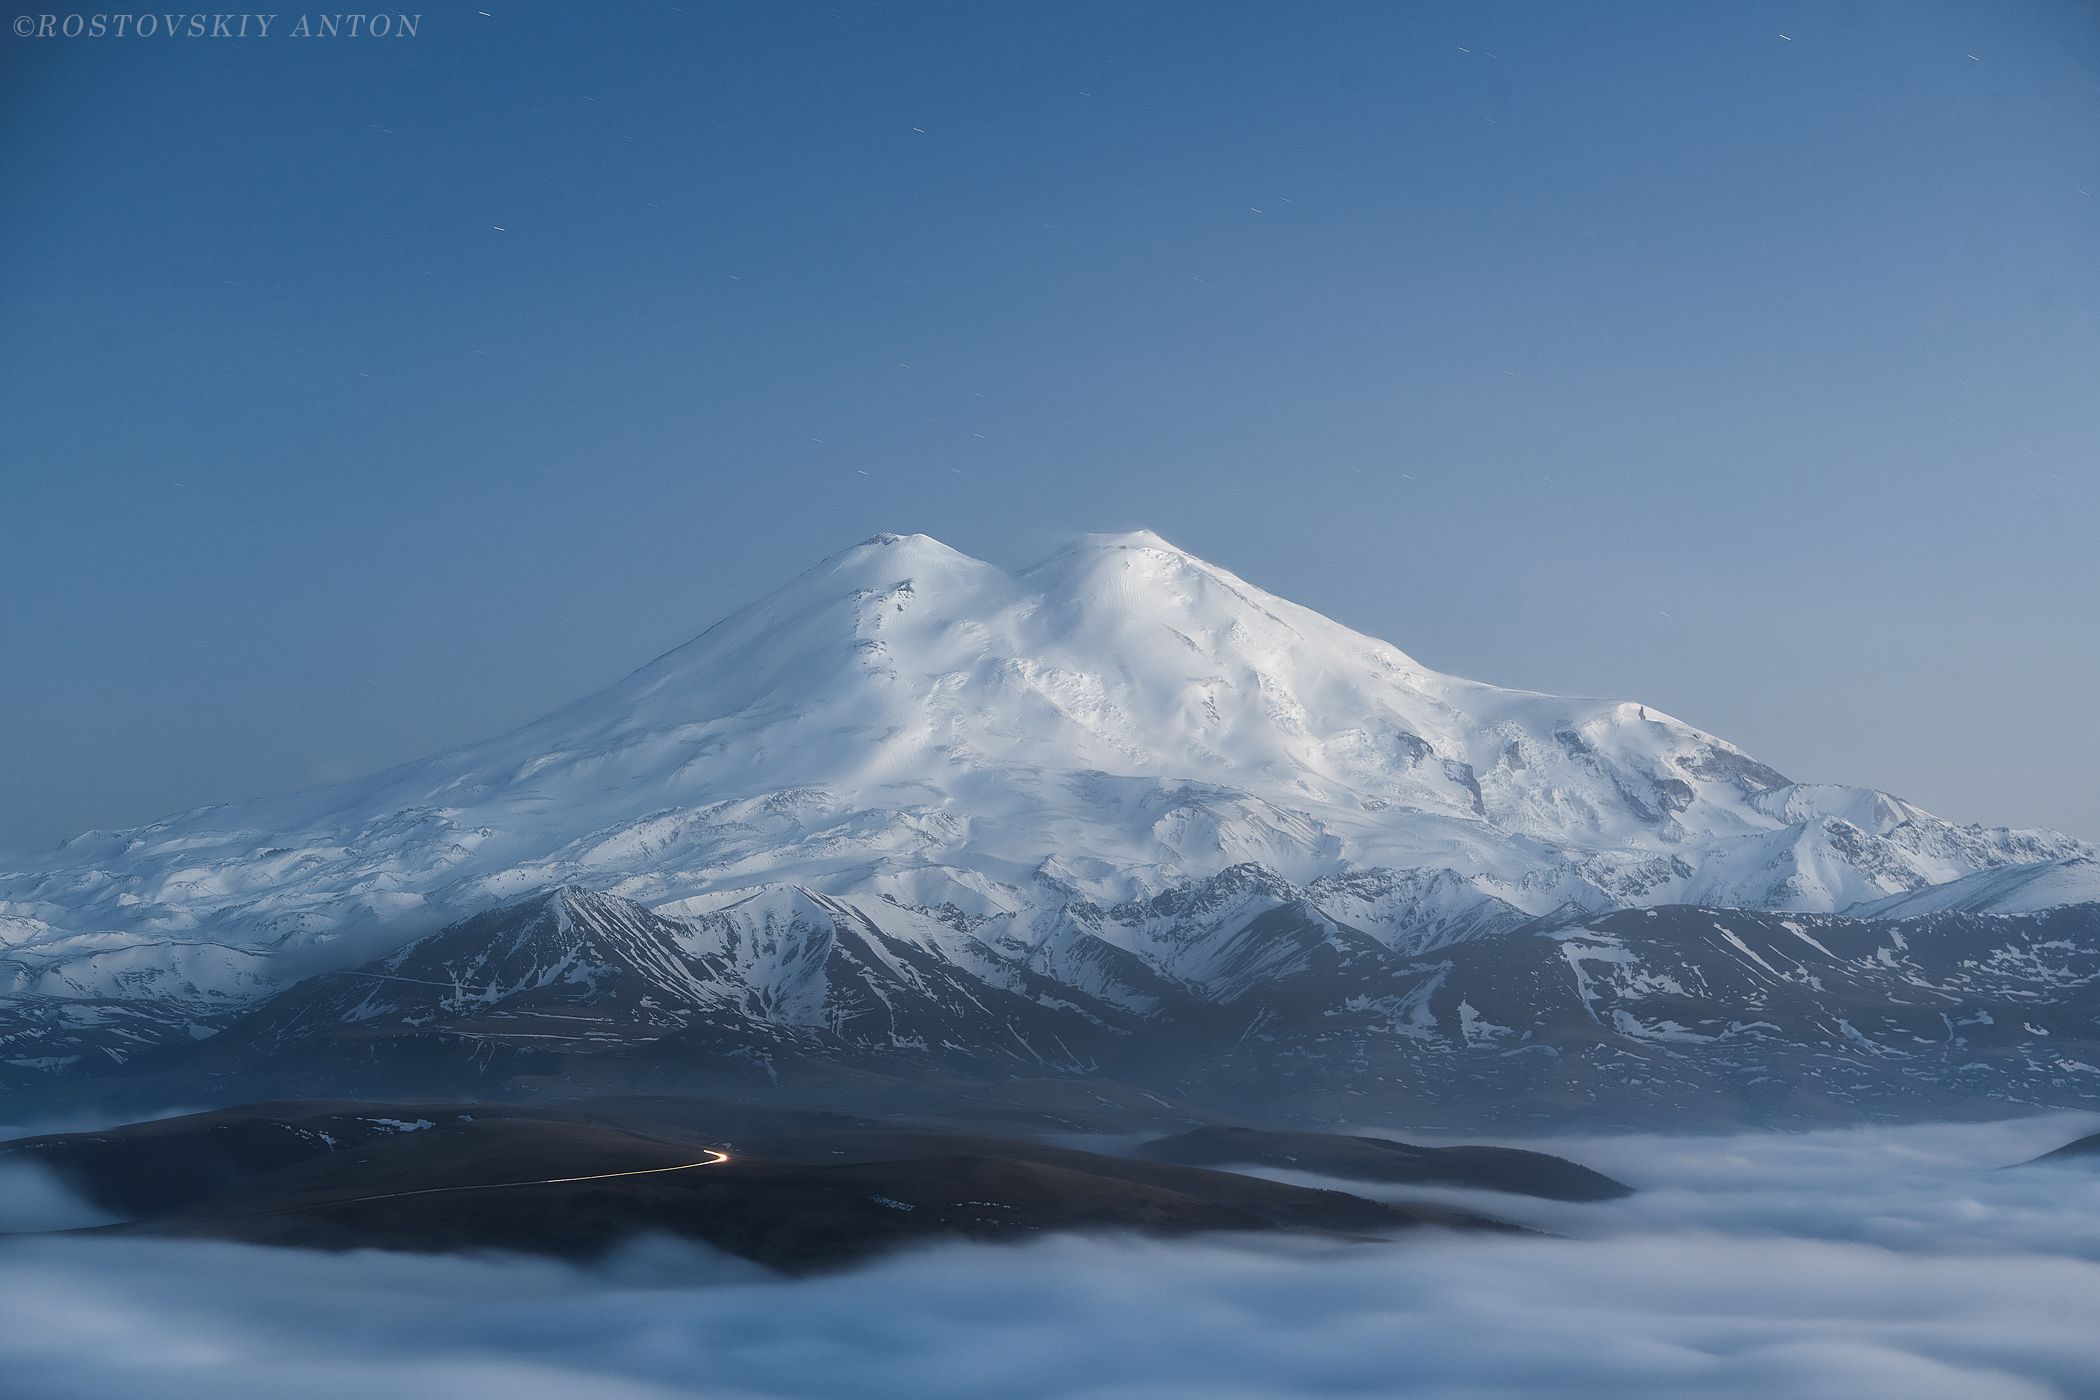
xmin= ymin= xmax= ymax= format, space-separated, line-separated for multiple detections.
xmin=60 ymin=877 xmax=2100 ymax=1127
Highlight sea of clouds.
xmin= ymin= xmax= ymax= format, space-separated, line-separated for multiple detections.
xmin=3 ymin=1113 xmax=2099 ymax=1399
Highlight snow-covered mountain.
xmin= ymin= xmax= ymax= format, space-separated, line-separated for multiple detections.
xmin=1 ymin=530 xmax=2091 ymax=1107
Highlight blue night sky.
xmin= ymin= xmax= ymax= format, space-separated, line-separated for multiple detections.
xmin=2 ymin=0 xmax=2095 ymax=849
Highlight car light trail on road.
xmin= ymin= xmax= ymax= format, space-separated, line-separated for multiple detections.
xmin=328 ymin=1150 xmax=731 ymax=1206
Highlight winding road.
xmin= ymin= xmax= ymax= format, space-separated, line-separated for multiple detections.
xmin=329 ymin=1149 xmax=732 ymax=1207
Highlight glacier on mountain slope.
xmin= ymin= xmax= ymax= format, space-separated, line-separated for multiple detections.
xmin=0 ymin=530 xmax=2086 ymax=1019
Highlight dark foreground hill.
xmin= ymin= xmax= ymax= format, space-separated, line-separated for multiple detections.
xmin=1138 ymin=1125 xmax=1632 ymax=1201
xmin=2019 ymin=1130 xmax=2100 ymax=1169
xmin=0 ymin=1097 xmax=1611 ymax=1270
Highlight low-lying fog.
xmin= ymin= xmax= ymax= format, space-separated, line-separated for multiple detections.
xmin=4 ymin=1115 xmax=2099 ymax=1399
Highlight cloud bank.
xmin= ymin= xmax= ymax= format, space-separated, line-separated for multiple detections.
xmin=2 ymin=1116 xmax=2098 ymax=1399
